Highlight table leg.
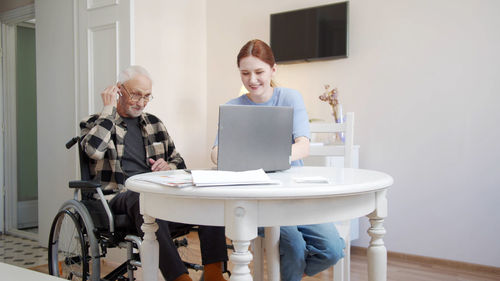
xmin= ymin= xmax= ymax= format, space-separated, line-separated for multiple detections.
xmin=225 ymin=201 xmax=258 ymax=281
xmin=140 ymin=214 xmax=159 ymax=281
xmin=264 ymin=227 xmax=280 ymax=281
xmin=231 ymin=240 xmax=253 ymax=281
xmin=367 ymin=190 xmax=388 ymax=281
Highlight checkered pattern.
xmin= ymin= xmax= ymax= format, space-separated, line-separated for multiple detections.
xmin=80 ymin=105 xmax=186 ymax=190
xmin=0 ymin=234 xmax=47 ymax=268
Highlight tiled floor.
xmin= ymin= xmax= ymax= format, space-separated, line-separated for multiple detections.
xmin=0 ymin=233 xmax=48 ymax=268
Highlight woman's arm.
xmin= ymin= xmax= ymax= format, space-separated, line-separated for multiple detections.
xmin=211 ymin=146 xmax=218 ymax=164
xmin=291 ymin=136 xmax=310 ymax=161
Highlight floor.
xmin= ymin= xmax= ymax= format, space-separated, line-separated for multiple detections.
xmin=2 ymin=232 xmax=500 ymax=281
xmin=0 ymin=233 xmax=48 ymax=268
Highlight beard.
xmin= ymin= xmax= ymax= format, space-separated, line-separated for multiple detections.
xmin=126 ymin=105 xmax=144 ymax=117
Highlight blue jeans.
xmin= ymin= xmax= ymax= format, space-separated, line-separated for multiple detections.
xmin=279 ymin=223 xmax=345 ymax=281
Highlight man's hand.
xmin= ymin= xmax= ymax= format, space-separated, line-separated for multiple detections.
xmin=101 ymin=85 xmax=120 ymax=107
xmin=149 ymin=158 xmax=172 ymax=172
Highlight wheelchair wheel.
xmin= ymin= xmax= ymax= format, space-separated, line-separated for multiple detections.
xmin=48 ymin=200 xmax=101 ymax=281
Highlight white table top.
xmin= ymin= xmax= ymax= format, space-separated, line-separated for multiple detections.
xmin=125 ymin=166 xmax=393 ymax=281
xmin=0 ymin=262 xmax=65 ymax=280
xmin=126 ymin=166 xmax=393 ymax=200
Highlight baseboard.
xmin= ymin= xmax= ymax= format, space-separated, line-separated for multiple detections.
xmin=351 ymin=246 xmax=500 ymax=275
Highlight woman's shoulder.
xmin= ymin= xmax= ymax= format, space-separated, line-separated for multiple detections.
xmin=275 ymin=87 xmax=304 ymax=104
xmin=227 ymin=95 xmax=249 ymax=105
xmin=275 ymin=87 xmax=301 ymax=95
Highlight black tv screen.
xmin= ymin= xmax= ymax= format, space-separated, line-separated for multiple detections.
xmin=270 ymin=2 xmax=348 ymax=63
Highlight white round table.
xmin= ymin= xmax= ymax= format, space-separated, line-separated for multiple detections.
xmin=126 ymin=166 xmax=393 ymax=281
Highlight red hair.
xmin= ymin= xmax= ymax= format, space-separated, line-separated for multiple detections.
xmin=237 ymin=39 xmax=276 ymax=68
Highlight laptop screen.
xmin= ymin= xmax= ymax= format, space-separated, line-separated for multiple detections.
xmin=217 ymin=105 xmax=293 ymax=172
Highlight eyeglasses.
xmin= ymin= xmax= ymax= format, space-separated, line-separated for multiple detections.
xmin=121 ymin=85 xmax=153 ymax=102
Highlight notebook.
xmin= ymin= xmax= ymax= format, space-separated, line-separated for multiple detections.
xmin=217 ymin=104 xmax=293 ymax=172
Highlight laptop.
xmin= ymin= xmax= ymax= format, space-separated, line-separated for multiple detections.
xmin=217 ymin=104 xmax=293 ymax=172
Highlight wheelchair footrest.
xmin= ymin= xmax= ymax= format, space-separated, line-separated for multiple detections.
xmin=184 ymin=262 xmax=203 ymax=271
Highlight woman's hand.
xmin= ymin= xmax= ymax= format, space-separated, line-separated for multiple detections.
xmin=291 ymin=136 xmax=310 ymax=161
xmin=210 ymin=146 xmax=218 ymax=165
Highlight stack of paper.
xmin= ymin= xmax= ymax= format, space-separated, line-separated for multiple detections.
xmin=191 ymin=169 xmax=279 ymax=187
xmin=134 ymin=172 xmax=193 ymax=187
xmin=293 ymin=176 xmax=330 ymax=183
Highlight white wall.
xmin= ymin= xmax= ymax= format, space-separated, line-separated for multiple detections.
xmin=31 ymin=0 xmax=500 ymax=268
xmin=35 ymin=0 xmax=77 ymax=244
xmin=207 ymin=0 xmax=500 ymax=267
xmin=135 ymin=0 xmax=209 ymax=169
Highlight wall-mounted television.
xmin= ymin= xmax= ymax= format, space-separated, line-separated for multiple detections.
xmin=270 ymin=2 xmax=348 ymax=64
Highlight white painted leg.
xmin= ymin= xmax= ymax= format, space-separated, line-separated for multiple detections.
xmin=225 ymin=201 xmax=258 ymax=281
xmin=140 ymin=214 xmax=159 ymax=281
xmin=231 ymin=240 xmax=254 ymax=281
xmin=333 ymin=258 xmax=344 ymax=281
xmin=264 ymin=227 xmax=280 ymax=281
xmin=252 ymin=237 xmax=264 ymax=281
xmin=343 ymin=234 xmax=351 ymax=281
xmin=367 ymin=190 xmax=388 ymax=281
xmin=334 ymin=220 xmax=351 ymax=281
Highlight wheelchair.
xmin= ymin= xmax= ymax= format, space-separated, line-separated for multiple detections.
xmin=47 ymin=137 xmax=204 ymax=281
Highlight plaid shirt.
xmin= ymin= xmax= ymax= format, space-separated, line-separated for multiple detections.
xmin=80 ymin=105 xmax=186 ymax=191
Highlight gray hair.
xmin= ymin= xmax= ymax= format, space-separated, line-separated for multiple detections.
xmin=118 ymin=65 xmax=153 ymax=84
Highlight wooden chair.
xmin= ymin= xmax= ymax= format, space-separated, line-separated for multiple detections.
xmin=253 ymin=112 xmax=355 ymax=281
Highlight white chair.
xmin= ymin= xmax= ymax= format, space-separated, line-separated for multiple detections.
xmin=253 ymin=112 xmax=355 ymax=281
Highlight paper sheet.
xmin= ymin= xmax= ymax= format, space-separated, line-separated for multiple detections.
xmin=293 ymin=176 xmax=330 ymax=183
xmin=134 ymin=172 xmax=193 ymax=187
xmin=191 ymin=169 xmax=279 ymax=187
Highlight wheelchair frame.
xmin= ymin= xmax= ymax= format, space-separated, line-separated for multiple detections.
xmin=47 ymin=137 xmax=202 ymax=281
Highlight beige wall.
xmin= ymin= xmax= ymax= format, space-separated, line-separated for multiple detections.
xmin=135 ymin=0 xmax=209 ymax=169
xmin=207 ymin=0 xmax=500 ymax=267
xmin=32 ymin=0 xmax=500 ymax=268
xmin=0 ymin=0 xmax=33 ymax=13
xmin=35 ymin=0 xmax=78 ymax=247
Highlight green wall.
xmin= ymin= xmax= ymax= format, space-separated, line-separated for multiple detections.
xmin=16 ymin=26 xmax=38 ymax=202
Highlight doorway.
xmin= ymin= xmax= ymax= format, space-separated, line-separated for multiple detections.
xmin=15 ymin=23 xmax=38 ymax=233
xmin=1 ymin=5 xmax=37 ymax=239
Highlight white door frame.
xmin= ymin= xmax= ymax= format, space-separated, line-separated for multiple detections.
xmin=0 ymin=4 xmax=36 ymax=239
xmin=0 ymin=24 xmax=4 ymax=233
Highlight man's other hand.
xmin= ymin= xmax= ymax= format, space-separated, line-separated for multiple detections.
xmin=149 ymin=158 xmax=172 ymax=171
xmin=101 ymin=85 xmax=120 ymax=107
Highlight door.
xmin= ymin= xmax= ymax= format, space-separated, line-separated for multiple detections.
xmin=1 ymin=17 xmax=38 ymax=238
xmin=16 ymin=25 xmax=38 ymax=231
xmin=78 ymin=0 xmax=134 ymax=116
xmin=36 ymin=0 xmax=133 ymax=244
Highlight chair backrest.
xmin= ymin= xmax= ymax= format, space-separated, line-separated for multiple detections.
xmin=65 ymin=136 xmax=93 ymax=181
xmin=308 ymin=112 xmax=354 ymax=168
xmin=78 ymin=138 xmax=93 ymax=181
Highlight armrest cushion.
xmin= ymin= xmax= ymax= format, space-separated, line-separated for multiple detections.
xmin=68 ymin=180 xmax=101 ymax=189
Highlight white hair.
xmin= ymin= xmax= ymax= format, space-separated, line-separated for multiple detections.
xmin=118 ymin=65 xmax=153 ymax=84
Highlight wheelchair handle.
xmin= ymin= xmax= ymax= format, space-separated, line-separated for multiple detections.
xmin=66 ymin=136 xmax=80 ymax=149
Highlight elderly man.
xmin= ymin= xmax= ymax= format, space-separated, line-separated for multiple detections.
xmin=80 ymin=65 xmax=227 ymax=281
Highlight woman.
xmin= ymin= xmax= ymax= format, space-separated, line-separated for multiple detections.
xmin=211 ymin=39 xmax=345 ymax=281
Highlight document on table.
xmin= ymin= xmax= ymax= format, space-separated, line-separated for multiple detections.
xmin=133 ymin=171 xmax=193 ymax=187
xmin=293 ymin=176 xmax=330 ymax=183
xmin=191 ymin=168 xmax=280 ymax=187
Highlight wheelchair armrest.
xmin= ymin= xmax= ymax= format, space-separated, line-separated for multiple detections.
xmin=68 ymin=181 xmax=117 ymax=196
xmin=69 ymin=180 xmax=101 ymax=189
